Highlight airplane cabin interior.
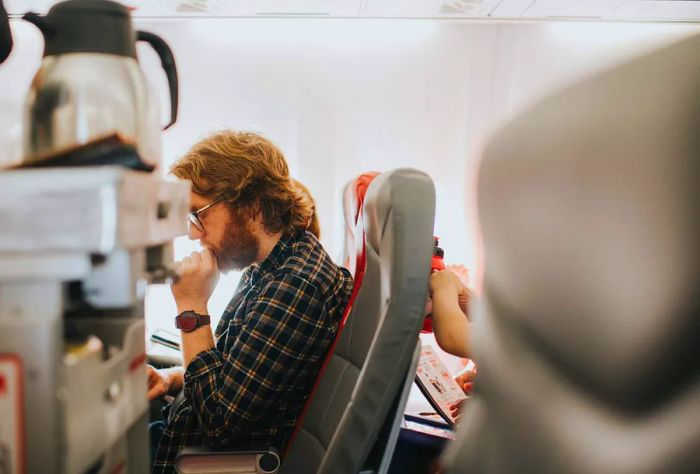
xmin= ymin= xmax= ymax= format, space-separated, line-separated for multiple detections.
xmin=0 ymin=1 xmax=698 ymax=473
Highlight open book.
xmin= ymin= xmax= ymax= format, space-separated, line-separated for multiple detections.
xmin=414 ymin=345 xmax=467 ymax=426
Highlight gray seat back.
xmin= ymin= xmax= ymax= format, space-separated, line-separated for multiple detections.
xmin=282 ymin=168 xmax=436 ymax=474
xmin=444 ymin=34 xmax=700 ymax=473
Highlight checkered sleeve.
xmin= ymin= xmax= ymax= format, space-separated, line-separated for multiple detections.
xmin=182 ymin=272 xmax=330 ymax=445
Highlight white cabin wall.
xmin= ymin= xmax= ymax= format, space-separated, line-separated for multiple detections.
xmin=2 ymin=18 xmax=698 ymax=328
xmin=138 ymin=19 xmax=700 ymax=278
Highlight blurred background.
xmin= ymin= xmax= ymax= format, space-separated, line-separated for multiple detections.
xmin=3 ymin=0 xmax=700 ymax=401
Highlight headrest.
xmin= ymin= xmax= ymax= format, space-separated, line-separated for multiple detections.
xmin=343 ymin=172 xmax=380 ymax=226
xmin=362 ymin=168 xmax=432 ymax=256
xmin=342 ymin=171 xmax=380 ymax=275
xmin=479 ymin=33 xmax=700 ymax=410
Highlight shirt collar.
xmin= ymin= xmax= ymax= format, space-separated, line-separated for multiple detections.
xmin=248 ymin=230 xmax=299 ymax=284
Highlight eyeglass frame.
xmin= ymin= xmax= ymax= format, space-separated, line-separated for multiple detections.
xmin=188 ymin=197 xmax=223 ymax=231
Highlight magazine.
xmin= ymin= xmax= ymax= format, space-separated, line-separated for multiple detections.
xmin=150 ymin=329 xmax=180 ymax=351
xmin=414 ymin=345 xmax=467 ymax=426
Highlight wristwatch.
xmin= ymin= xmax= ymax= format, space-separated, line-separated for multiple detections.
xmin=175 ymin=310 xmax=211 ymax=332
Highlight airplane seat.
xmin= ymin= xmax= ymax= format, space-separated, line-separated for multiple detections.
xmin=279 ymin=171 xmax=376 ymax=464
xmin=442 ymin=33 xmax=700 ymax=473
xmin=281 ymin=168 xmax=435 ymax=474
xmin=342 ymin=171 xmax=380 ymax=276
xmin=175 ymin=168 xmax=436 ymax=474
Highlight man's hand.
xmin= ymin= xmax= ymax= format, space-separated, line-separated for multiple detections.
xmin=147 ymin=366 xmax=171 ymax=401
xmin=147 ymin=366 xmax=184 ymax=401
xmin=171 ymin=249 xmax=219 ymax=314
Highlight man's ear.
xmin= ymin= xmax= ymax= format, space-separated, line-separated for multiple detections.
xmin=245 ymin=200 xmax=261 ymax=223
xmin=235 ymin=201 xmax=261 ymax=227
xmin=253 ymin=200 xmax=263 ymax=221
xmin=249 ymin=200 xmax=279 ymax=236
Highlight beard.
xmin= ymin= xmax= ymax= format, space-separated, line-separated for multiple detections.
xmin=213 ymin=212 xmax=260 ymax=272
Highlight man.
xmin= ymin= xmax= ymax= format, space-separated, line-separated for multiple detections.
xmin=148 ymin=130 xmax=353 ymax=472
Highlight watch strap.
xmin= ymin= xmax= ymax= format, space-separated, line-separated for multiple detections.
xmin=196 ymin=314 xmax=211 ymax=326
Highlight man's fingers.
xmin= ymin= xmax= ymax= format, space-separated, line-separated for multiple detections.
xmin=147 ymin=385 xmax=161 ymax=401
xmin=176 ymin=255 xmax=201 ymax=275
xmin=177 ymin=257 xmax=192 ymax=273
xmin=176 ymin=250 xmax=217 ymax=274
xmin=146 ymin=367 xmax=169 ymax=400
xmin=190 ymin=251 xmax=202 ymax=265
xmin=147 ymin=379 xmax=169 ymax=401
xmin=147 ymin=366 xmax=157 ymax=383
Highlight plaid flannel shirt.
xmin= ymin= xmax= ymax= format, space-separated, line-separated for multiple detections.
xmin=153 ymin=230 xmax=353 ymax=472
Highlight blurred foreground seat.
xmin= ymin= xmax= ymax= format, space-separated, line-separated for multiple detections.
xmin=443 ymin=33 xmax=700 ymax=473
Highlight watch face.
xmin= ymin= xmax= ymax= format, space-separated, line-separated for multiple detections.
xmin=177 ymin=312 xmax=198 ymax=332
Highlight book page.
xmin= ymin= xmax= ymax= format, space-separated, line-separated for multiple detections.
xmin=415 ymin=345 xmax=467 ymax=425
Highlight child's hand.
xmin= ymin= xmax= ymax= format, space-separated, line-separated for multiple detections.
xmin=448 ymin=398 xmax=465 ymax=422
xmin=431 ymin=269 xmax=470 ymax=316
xmin=457 ymin=288 xmax=470 ymax=315
xmin=447 ymin=366 xmax=476 ymax=422
xmin=446 ymin=264 xmax=469 ymax=287
xmin=455 ymin=364 xmax=477 ymax=395
xmin=430 ymin=269 xmax=464 ymax=296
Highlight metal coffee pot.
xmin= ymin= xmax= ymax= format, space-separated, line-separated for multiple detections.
xmin=22 ymin=0 xmax=178 ymax=168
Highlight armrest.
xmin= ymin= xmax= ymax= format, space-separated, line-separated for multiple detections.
xmin=175 ymin=446 xmax=280 ymax=474
xmin=147 ymin=351 xmax=182 ymax=368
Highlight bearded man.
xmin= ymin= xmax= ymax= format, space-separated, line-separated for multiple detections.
xmin=148 ymin=130 xmax=353 ymax=472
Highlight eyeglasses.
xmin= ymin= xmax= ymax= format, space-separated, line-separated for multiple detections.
xmin=188 ymin=198 xmax=222 ymax=231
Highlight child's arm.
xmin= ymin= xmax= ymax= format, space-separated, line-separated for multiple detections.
xmin=430 ymin=270 xmax=471 ymax=358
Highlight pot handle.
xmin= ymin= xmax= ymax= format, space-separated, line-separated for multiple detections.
xmin=137 ymin=30 xmax=179 ymax=130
